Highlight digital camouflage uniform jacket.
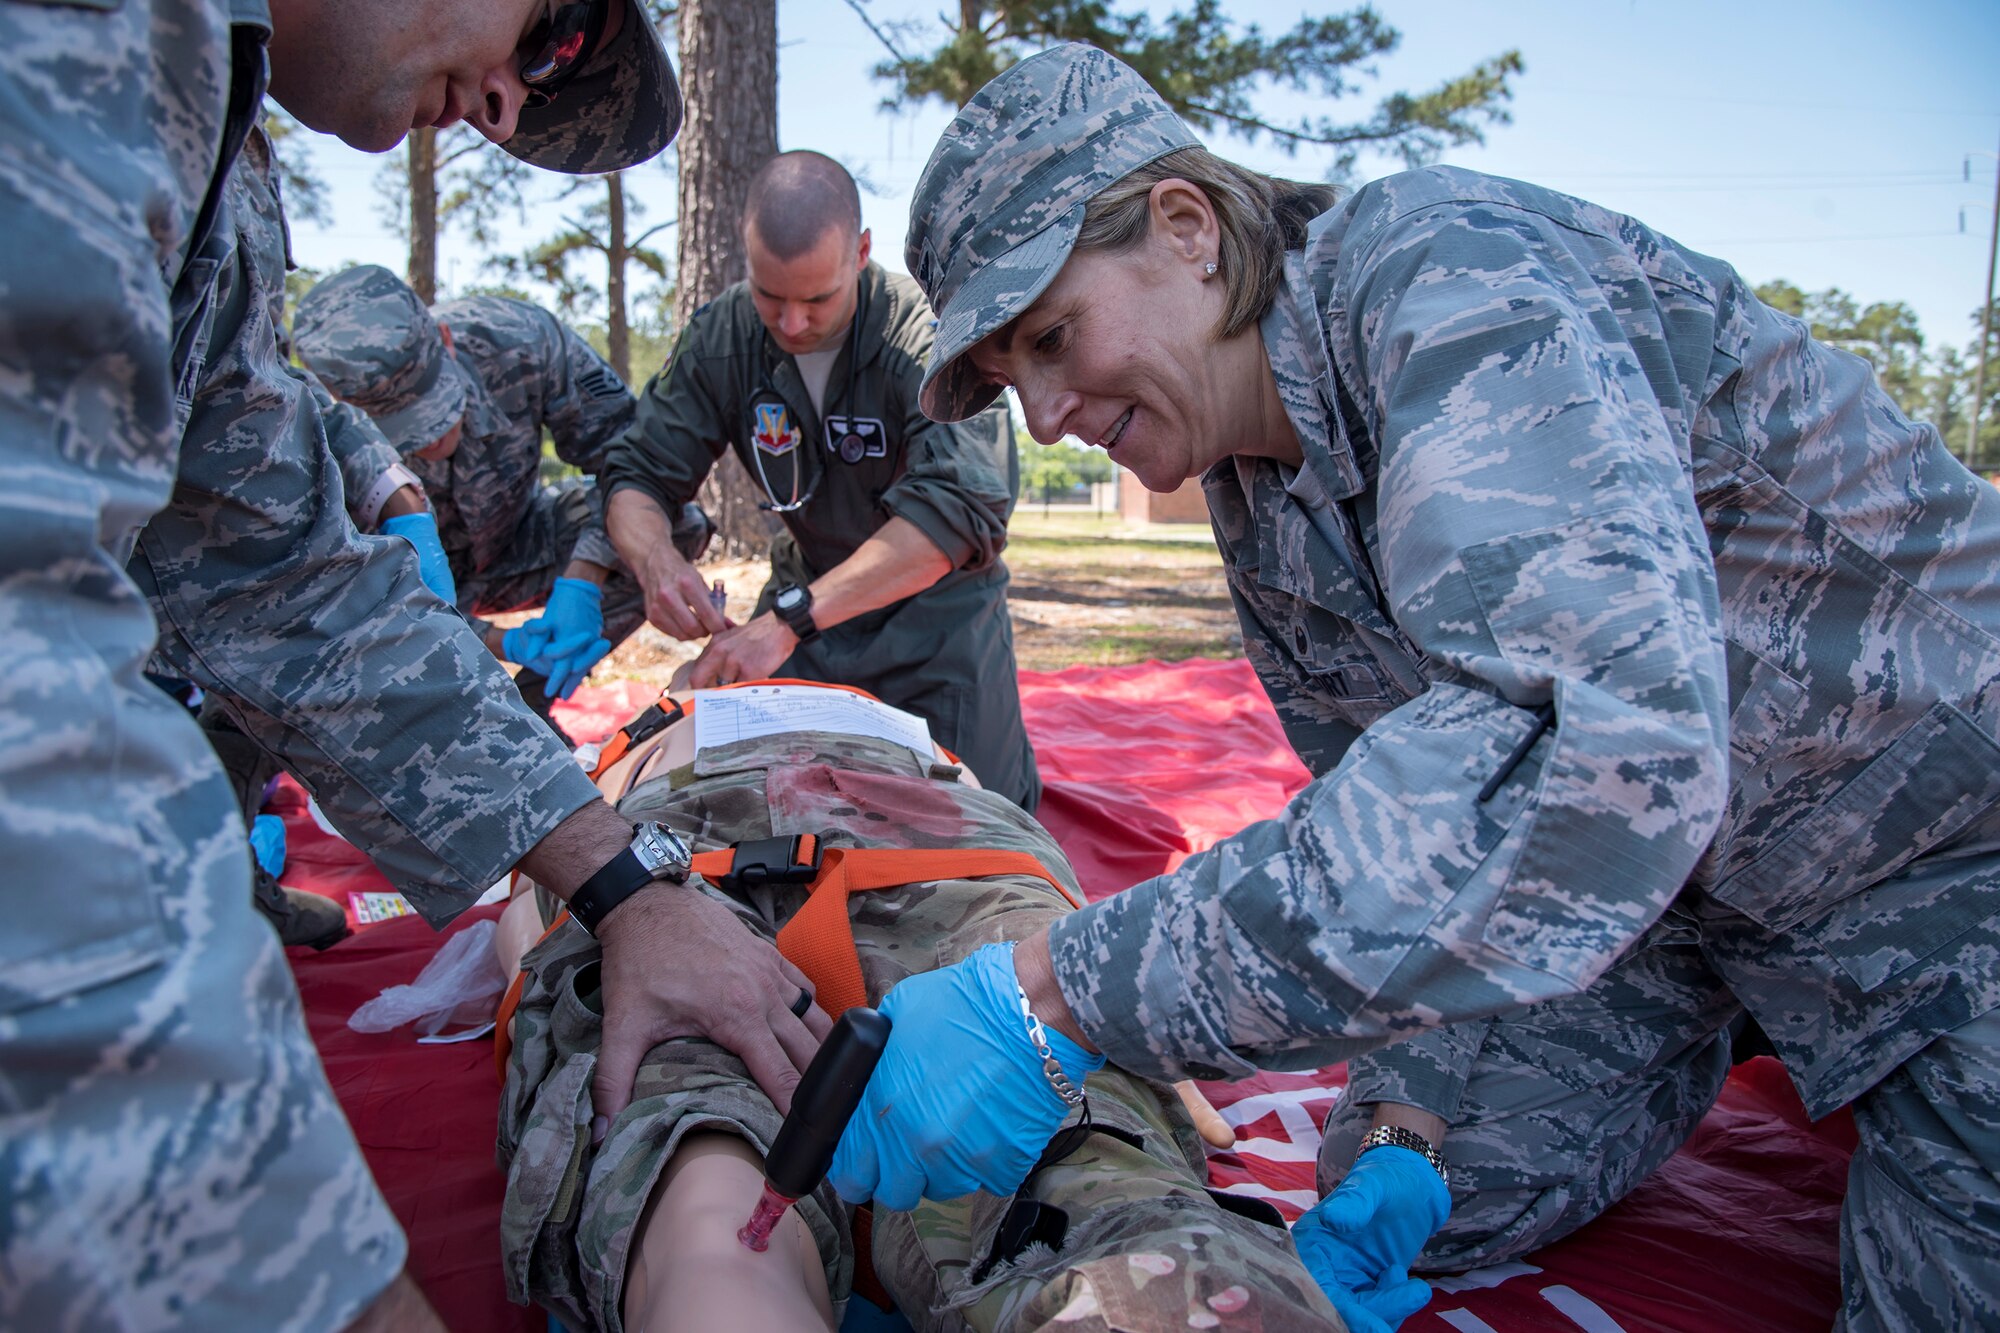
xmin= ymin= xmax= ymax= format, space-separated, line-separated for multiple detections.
xmin=133 ymin=205 xmax=601 ymax=924
xmin=1047 ymin=166 xmax=2000 ymax=1121
xmin=317 ymin=293 xmax=636 ymax=629
xmin=7 ymin=1 xmax=389 ymax=1326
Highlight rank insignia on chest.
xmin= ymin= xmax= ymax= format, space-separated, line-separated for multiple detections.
xmin=825 ymin=414 xmax=889 ymax=465
xmin=753 ymin=402 xmax=802 ymax=455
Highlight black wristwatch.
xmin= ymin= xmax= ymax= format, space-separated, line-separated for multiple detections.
xmin=772 ymin=583 xmax=820 ymax=643
xmin=566 ymin=822 xmax=692 ymax=936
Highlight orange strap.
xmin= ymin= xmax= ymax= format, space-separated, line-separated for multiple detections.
xmin=492 ymin=839 xmax=1075 ymax=1080
xmin=494 ymin=908 xmax=569 ymax=1081
xmin=588 ymin=731 xmax=635 ymax=782
xmin=690 ymin=839 xmax=1078 ymax=1018
xmin=586 ymin=696 xmax=685 ymax=783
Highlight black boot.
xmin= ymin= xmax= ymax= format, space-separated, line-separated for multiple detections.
xmin=250 ymin=863 xmax=350 ymax=949
xmin=196 ymin=708 xmax=348 ymax=945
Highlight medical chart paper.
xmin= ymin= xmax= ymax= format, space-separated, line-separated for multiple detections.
xmin=693 ymin=685 xmax=936 ymax=759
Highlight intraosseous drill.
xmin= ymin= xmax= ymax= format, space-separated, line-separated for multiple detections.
xmin=738 ymin=1006 xmax=891 ymax=1252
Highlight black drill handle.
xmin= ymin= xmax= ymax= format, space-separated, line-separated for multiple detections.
xmin=765 ymin=1006 xmax=892 ymax=1199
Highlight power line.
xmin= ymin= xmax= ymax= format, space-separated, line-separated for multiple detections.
xmin=1547 ymin=167 xmax=1976 ymax=182
xmin=1686 ymin=230 xmax=1966 ymax=246
xmin=1528 ymin=85 xmax=2000 ymax=119
xmin=1574 ymin=178 xmax=1962 ymax=195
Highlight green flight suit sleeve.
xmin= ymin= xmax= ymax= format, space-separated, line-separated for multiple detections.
xmin=599 ymin=305 xmax=732 ymax=520
xmin=130 ymin=205 xmax=601 ymax=927
xmin=883 ymin=398 xmax=1015 ymax=571
xmin=875 ymin=301 xmax=1014 ymax=571
xmin=1046 ymin=198 xmax=1733 ymax=1083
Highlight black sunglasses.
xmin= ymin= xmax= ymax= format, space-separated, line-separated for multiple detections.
xmin=518 ymin=0 xmax=611 ymax=109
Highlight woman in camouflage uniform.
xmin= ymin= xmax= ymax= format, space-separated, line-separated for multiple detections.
xmin=828 ymin=41 xmax=2000 ymax=1333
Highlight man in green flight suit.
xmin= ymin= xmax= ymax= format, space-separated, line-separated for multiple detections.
xmin=601 ymin=150 xmax=1041 ymax=810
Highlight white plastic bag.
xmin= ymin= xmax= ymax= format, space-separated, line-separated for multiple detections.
xmin=349 ymin=918 xmax=507 ymax=1037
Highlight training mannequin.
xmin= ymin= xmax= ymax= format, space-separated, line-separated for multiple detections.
xmin=493 ymin=686 xmax=1277 ymax=1333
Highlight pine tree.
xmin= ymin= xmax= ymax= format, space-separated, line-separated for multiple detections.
xmin=845 ymin=0 xmax=1522 ymax=178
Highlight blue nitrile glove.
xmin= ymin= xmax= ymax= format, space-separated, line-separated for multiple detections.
xmin=545 ymin=635 xmax=612 ymax=700
xmin=380 ymin=511 xmax=458 ymax=607
xmin=504 ymin=578 xmax=609 ymax=696
xmin=1293 ymin=1146 xmax=1450 ymax=1333
xmin=828 ymin=942 xmax=1105 ymax=1211
xmin=537 ymin=577 xmax=605 ymax=654
xmin=500 ymin=619 xmax=554 ymax=668
xmin=248 ymin=813 xmax=287 ymax=879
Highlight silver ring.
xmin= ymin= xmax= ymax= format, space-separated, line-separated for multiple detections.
xmin=788 ymin=987 xmax=813 ymax=1019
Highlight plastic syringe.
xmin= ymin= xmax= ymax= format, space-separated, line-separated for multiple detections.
xmin=738 ymin=1006 xmax=892 ymax=1252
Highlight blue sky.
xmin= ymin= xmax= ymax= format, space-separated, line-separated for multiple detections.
xmin=290 ymin=0 xmax=2000 ymax=356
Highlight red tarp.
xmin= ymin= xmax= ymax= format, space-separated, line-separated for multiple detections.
xmin=286 ymin=659 xmax=1851 ymax=1332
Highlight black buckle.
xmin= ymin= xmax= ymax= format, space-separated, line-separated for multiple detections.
xmin=623 ymin=699 xmax=685 ymax=748
xmin=716 ymin=834 xmax=822 ymax=894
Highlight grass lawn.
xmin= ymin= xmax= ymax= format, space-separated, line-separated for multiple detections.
xmin=1004 ymin=510 xmax=1239 ymax=671
xmin=586 ymin=508 xmax=1241 ymax=687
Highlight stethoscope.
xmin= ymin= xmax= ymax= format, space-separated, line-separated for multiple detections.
xmin=750 ymin=301 xmax=866 ymax=513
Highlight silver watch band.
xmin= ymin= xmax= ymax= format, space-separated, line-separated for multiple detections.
xmin=1356 ymin=1124 xmax=1450 ymax=1184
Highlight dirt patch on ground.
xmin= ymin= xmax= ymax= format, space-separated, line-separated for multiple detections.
xmin=554 ymin=511 xmax=1241 ymax=689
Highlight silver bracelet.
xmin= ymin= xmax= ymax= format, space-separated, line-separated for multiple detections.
xmin=1015 ymin=982 xmax=1087 ymax=1108
xmin=1356 ymin=1124 xmax=1450 ymax=1184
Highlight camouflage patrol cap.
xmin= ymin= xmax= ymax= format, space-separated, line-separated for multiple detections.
xmin=505 ymin=0 xmax=683 ymax=175
xmin=905 ymin=43 xmax=1197 ymax=422
xmin=294 ymin=266 xmax=470 ymax=455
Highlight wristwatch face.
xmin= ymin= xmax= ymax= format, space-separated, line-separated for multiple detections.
xmin=775 ymin=586 xmax=806 ymax=612
xmin=632 ymin=822 xmax=691 ymax=881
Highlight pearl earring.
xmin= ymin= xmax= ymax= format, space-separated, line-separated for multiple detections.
xmin=1204 ymin=261 xmax=1218 ymax=276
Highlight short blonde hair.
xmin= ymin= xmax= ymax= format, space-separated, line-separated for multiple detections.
xmin=1074 ymin=147 xmax=1341 ymax=340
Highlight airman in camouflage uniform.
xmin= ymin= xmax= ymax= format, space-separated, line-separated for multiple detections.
xmin=295 ymin=265 xmax=709 ymax=731
xmin=0 ymin=0 xmax=683 ymax=1326
xmin=499 ymin=727 xmax=1341 ymax=1331
xmin=862 ymin=43 xmax=2000 ymax=1330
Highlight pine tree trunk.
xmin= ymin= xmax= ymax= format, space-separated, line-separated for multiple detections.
xmin=677 ymin=0 xmax=777 ymax=559
xmin=606 ymin=173 xmax=631 ymax=384
xmin=407 ymin=127 xmax=439 ymax=303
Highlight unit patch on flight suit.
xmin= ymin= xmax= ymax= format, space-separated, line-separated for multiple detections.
xmin=754 ymin=401 xmax=802 ymax=455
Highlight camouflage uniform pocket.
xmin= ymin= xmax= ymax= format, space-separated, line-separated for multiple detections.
xmin=498 ymin=932 xmax=605 ymax=1323
xmin=500 ymin=1049 xmax=596 ymax=1316
xmin=1809 ymin=839 xmax=2000 ymax=994
xmin=1714 ymin=701 xmax=2000 ymax=934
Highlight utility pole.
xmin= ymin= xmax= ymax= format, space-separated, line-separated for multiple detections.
xmin=1968 ymin=123 xmax=2000 ymax=471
